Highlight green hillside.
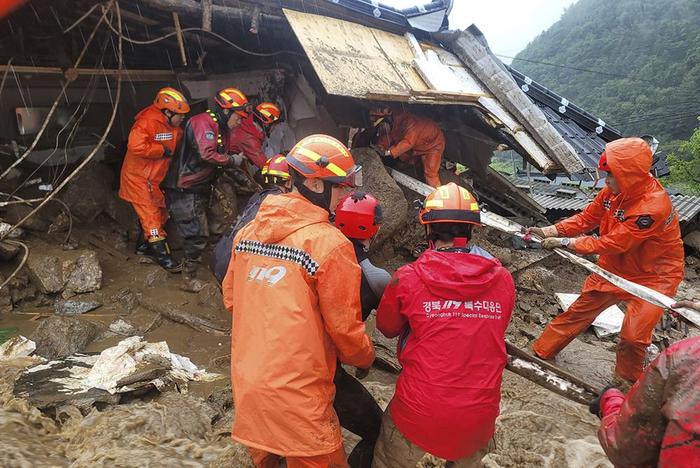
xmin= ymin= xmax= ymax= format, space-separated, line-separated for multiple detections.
xmin=512 ymin=0 xmax=700 ymax=149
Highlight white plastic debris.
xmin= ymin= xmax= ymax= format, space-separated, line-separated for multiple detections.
xmin=0 ymin=335 xmax=36 ymax=360
xmin=555 ymin=293 xmax=624 ymax=338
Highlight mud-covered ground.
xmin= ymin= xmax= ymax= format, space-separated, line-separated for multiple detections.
xmin=0 ymin=216 xmax=698 ymax=467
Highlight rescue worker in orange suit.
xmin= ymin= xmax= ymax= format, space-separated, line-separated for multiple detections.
xmin=529 ymin=137 xmax=685 ymax=383
xmin=229 ymin=102 xmax=281 ymax=171
xmin=588 ymin=333 xmax=700 ymax=467
xmin=163 ymin=87 xmax=249 ymax=292
xmin=373 ymin=183 xmax=514 ymax=467
xmin=370 ymin=106 xmax=444 ymax=188
xmin=222 ymin=134 xmax=374 ymax=468
xmin=210 ymin=155 xmax=292 ymax=284
xmin=119 ymin=87 xmax=190 ymax=272
xmin=333 ymin=192 xmax=389 ymax=468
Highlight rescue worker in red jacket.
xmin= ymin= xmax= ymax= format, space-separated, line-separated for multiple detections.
xmin=589 ymin=334 xmax=700 ymax=467
xmin=229 ymin=102 xmax=281 ymax=170
xmin=529 ymin=137 xmax=685 ymax=383
xmin=371 ymin=106 xmax=444 ymax=188
xmin=163 ymin=87 xmax=249 ymax=292
xmin=334 ymin=192 xmax=389 ymax=468
xmin=222 ymin=135 xmax=374 ymax=468
xmin=119 ymin=87 xmax=189 ymax=272
xmin=373 ymin=182 xmax=515 ymax=467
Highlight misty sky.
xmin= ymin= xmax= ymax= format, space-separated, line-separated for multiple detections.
xmin=382 ymin=0 xmax=578 ymax=62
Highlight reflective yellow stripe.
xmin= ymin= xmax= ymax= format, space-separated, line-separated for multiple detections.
xmin=438 ymin=186 xmax=450 ymax=199
xmin=425 ymin=200 xmax=444 ymax=208
xmin=274 ymin=156 xmax=286 ymax=164
xmin=294 ymin=147 xmax=348 ymax=177
xmin=160 ymin=89 xmax=184 ymax=101
xmin=267 ymin=169 xmax=289 ymax=178
xmin=470 ymin=202 xmax=479 ymax=211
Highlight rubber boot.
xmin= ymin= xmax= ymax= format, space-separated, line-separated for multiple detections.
xmin=147 ymin=238 xmax=181 ymax=273
xmin=181 ymin=259 xmax=206 ymax=293
xmin=135 ymin=227 xmax=149 ymax=255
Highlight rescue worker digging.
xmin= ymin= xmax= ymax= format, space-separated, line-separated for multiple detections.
xmin=119 ymin=87 xmax=189 ymax=272
xmin=529 ymin=137 xmax=685 ymax=383
xmin=373 ymin=182 xmax=515 ymax=467
xmin=223 ymin=135 xmax=374 ymax=468
xmin=589 ymin=332 xmax=700 ymax=466
xmin=163 ymin=87 xmax=249 ymax=292
xmin=334 ymin=192 xmax=390 ymax=468
xmin=370 ymin=106 xmax=444 ymax=188
xmin=229 ymin=101 xmax=281 ymax=171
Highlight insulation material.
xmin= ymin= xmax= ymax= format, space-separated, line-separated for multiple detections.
xmin=556 ymin=293 xmax=624 ymax=338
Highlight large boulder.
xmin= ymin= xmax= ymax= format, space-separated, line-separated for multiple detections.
xmin=63 ymin=250 xmax=102 ymax=294
xmin=684 ymin=230 xmax=700 ymax=255
xmin=59 ymin=163 xmax=114 ymax=222
xmin=27 ymin=254 xmax=64 ymax=294
xmin=27 ymin=249 xmax=102 ymax=296
xmin=30 ymin=315 xmax=101 ymax=359
xmin=350 ymin=148 xmax=408 ymax=248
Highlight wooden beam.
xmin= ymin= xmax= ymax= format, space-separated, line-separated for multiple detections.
xmin=0 ymin=65 xmax=177 ymax=81
xmin=172 ymin=12 xmax=187 ymax=67
xmin=201 ymin=0 xmax=212 ymax=32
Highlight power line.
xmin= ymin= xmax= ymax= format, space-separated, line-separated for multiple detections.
xmin=501 ymin=54 xmax=660 ymax=85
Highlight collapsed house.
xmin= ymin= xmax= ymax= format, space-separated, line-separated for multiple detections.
xmin=0 ymin=0 xmax=656 ymax=234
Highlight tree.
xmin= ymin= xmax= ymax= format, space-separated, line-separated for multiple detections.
xmin=666 ymin=118 xmax=700 ymax=194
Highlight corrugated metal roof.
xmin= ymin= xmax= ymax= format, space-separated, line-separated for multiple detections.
xmin=530 ymin=193 xmax=590 ymax=211
xmin=670 ymin=194 xmax=700 ymax=223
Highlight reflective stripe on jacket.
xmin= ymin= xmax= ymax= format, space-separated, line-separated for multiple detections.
xmin=222 ymin=192 xmax=375 ymax=456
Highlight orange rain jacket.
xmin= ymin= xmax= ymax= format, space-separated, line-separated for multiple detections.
xmin=222 ymin=191 xmax=375 ymax=457
xmin=119 ymin=105 xmax=182 ymax=208
xmin=556 ymin=137 xmax=684 ymax=296
xmin=377 ymin=111 xmax=445 ymax=187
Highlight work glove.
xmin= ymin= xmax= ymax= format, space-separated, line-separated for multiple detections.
xmin=523 ymin=225 xmax=559 ymax=239
xmin=162 ymin=145 xmax=173 ymax=158
xmin=541 ymin=237 xmax=566 ymax=250
xmin=588 ymin=385 xmax=617 ymax=419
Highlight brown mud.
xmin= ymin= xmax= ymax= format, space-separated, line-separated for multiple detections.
xmin=0 ymin=216 xmax=698 ymax=467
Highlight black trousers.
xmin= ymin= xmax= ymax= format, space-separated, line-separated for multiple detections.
xmin=165 ymin=190 xmax=210 ymax=263
xmin=333 ymin=365 xmax=383 ymax=468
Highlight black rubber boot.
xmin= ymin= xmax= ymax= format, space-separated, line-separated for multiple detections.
xmin=147 ymin=238 xmax=181 ymax=273
xmin=181 ymin=259 xmax=206 ymax=292
xmin=134 ymin=227 xmax=149 ymax=255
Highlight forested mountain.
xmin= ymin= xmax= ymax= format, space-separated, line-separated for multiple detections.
xmin=513 ymin=0 xmax=699 ymax=149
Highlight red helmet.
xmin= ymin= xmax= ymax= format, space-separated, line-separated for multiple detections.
xmin=255 ymin=102 xmax=281 ymax=125
xmin=335 ymin=192 xmax=382 ymax=240
xmin=214 ymin=87 xmax=249 ymax=117
xmin=598 ymin=151 xmax=609 ymax=172
xmin=419 ymin=183 xmax=481 ymax=226
xmin=154 ymin=87 xmax=190 ymax=114
xmin=286 ymin=134 xmax=362 ymax=187
xmin=261 ymin=155 xmax=291 ymax=184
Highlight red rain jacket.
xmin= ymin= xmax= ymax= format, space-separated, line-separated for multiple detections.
xmin=599 ymin=336 xmax=700 ymax=467
xmin=119 ymin=105 xmax=182 ymax=207
xmin=556 ymin=137 xmax=684 ymax=296
xmin=376 ymin=248 xmax=514 ymax=460
xmin=228 ymin=116 xmax=267 ymax=169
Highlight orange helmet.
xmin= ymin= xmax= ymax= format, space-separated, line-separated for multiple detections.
xmin=214 ymin=87 xmax=249 ymax=117
xmin=255 ymin=102 xmax=281 ymax=125
xmin=154 ymin=87 xmax=190 ymax=114
xmin=286 ymin=134 xmax=362 ymax=187
xmin=419 ymin=183 xmax=481 ymax=226
xmin=369 ymin=106 xmax=392 ymax=126
xmin=261 ymin=154 xmax=291 ymax=184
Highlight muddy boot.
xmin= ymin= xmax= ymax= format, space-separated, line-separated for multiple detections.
xmin=147 ymin=238 xmax=181 ymax=273
xmin=134 ymin=227 xmax=149 ymax=255
xmin=181 ymin=260 xmax=206 ymax=293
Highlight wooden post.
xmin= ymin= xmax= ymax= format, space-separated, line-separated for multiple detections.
xmin=172 ymin=12 xmax=187 ymax=66
xmin=201 ymin=0 xmax=212 ymax=32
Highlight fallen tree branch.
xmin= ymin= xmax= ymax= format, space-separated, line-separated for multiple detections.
xmin=141 ymin=301 xmax=230 ymax=336
xmin=0 ymin=240 xmax=28 ymax=291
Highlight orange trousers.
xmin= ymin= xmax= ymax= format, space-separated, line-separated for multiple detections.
xmin=532 ymin=290 xmax=664 ymax=383
xmin=132 ymin=202 xmax=168 ymax=239
xmin=398 ymin=151 xmax=442 ymax=188
xmin=248 ymin=446 xmax=348 ymax=468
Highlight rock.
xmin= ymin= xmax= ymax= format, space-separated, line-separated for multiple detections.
xmin=105 ymin=194 xmax=138 ymax=229
xmin=27 ymin=254 xmax=64 ymax=294
xmin=0 ymin=240 xmax=21 ymax=260
xmin=54 ymin=300 xmax=102 ymax=316
xmin=351 ymin=147 xmax=408 ymax=248
xmin=0 ymin=335 xmax=36 ymax=360
xmin=686 ymin=256 xmax=699 ymax=267
xmin=108 ymin=318 xmax=138 ymax=336
xmin=63 ymin=251 xmax=102 ymax=294
xmin=0 ymin=221 xmax=25 ymax=239
xmin=30 ymin=315 xmax=101 ymax=359
xmin=209 ymin=443 xmax=255 ymax=468
xmin=198 ymin=283 xmax=225 ymax=313
xmin=209 ymin=175 xmax=238 ymax=237
xmin=59 ymin=162 xmax=115 ymax=222
xmin=3 ymin=204 xmax=50 ymax=231
xmin=683 ymin=231 xmax=700 ymax=254
xmin=144 ymin=268 xmax=169 ymax=288
xmin=111 ymin=288 xmax=142 ymax=313
xmin=515 ymin=266 xmax=557 ymax=293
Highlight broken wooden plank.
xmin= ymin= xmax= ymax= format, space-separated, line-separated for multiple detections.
xmin=141 ymin=301 xmax=230 ymax=336
xmin=201 ymin=0 xmax=212 ymax=31
xmin=172 ymin=12 xmax=187 ymax=67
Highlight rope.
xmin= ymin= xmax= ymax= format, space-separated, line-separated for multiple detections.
xmin=0 ymin=240 xmax=29 ymax=292
xmin=63 ymin=3 xmax=101 ymax=33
